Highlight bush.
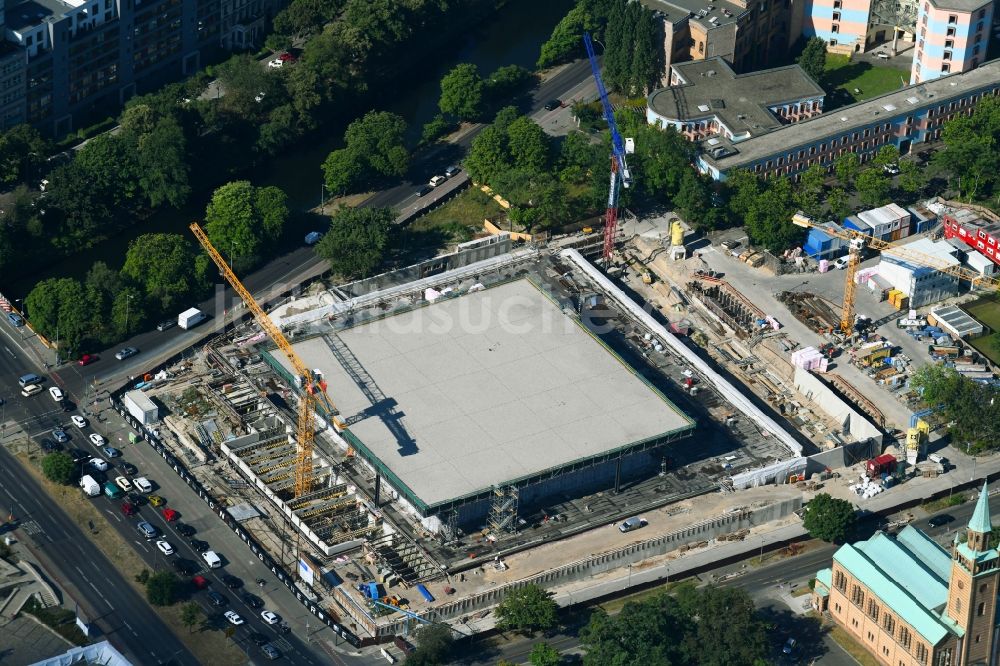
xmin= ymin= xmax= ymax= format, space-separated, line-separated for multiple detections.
xmin=41 ymin=452 xmax=75 ymax=485
xmin=145 ymin=570 xmax=179 ymax=606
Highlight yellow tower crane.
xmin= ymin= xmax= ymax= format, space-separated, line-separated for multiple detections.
xmin=189 ymin=223 xmax=343 ymax=497
xmin=791 ymin=212 xmax=1000 ymax=335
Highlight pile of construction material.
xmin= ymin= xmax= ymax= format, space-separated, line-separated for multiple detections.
xmin=850 ymin=477 xmax=888 ymax=500
xmin=791 ymin=346 xmax=829 ymax=372
xmin=778 ymin=291 xmax=841 ymax=333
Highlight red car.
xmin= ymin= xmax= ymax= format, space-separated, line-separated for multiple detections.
xmin=279 ymin=52 xmax=296 ymax=62
xmin=78 ymin=354 xmax=97 ymax=366
xmin=121 ymin=502 xmax=136 ymax=516
xmin=191 ymin=575 xmax=209 ymax=590
xmin=162 ymin=507 xmax=179 ymax=522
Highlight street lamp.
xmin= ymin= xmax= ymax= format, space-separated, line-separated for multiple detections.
xmin=124 ymin=294 xmax=133 ymax=335
xmin=627 ymin=562 xmax=633 ymax=588
xmin=320 ymin=182 xmax=326 ymax=209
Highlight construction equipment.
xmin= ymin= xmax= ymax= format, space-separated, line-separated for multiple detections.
xmin=792 ymin=213 xmax=1000 ymax=336
xmin=906 ymin=404 xmax=943 ymax=465
xmin=189 ymin=223 xmax=342 ymax=497
xmin=583 ymin=32 xmax=633 ymax=263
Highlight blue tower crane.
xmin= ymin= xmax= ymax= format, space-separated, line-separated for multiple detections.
xmin=583 ymin=32 xmax=632 ymax=263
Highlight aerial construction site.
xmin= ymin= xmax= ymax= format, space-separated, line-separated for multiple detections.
xmin=116 ymin=215 xmax=919 ymax=640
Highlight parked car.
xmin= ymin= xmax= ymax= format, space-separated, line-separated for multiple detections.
xmin=71 ymin=415 xmax=88 ymax=429
xmin=305 ymin=231 xmax=324 ymax=245
xmin=48 ymin=386 xmax=64 ymax=402
xmin=543 ymin=99 xmax=562 ymax=111
xmin=261 ymin=644 xmax=281 ymax=660
xmin=782 ymin=637 xmax=797 ymax=655
xmin=242 ymin=592 xmax=264 ymax=609
xmin=162 ymin=507 xmax=179 ymax=522
xmin=833 ymin=257 xmax=850 ymax=270
xmin=103 ymin=446 xmax=121 ymax=458
xmin=120 ymin=462 xmax=137 ymax=476
xmin=190 ymin=539 xmax=210 ymax=552
xmin=88 ymin=458 xmax=109 ymax=472
xmin=429 ymin=175 xmax=447 ymax=187
xmin=415 ymin=185 xmax=432 ymax=197
xmin=156 ymin=540 xmax=174 ymax=556
xmin=883 ymin=163 xmax=900 ymax=175
xmin=618 ymin=516 xmax=647 ymax=533
xmin=78 ymin=354 xmax=97 ymax=366
xmin=7 ymin=312 xmax=24 ymax=327
xmin=224 ymin=610 xmax=244 ymax=626
xmin=115 ymin=347 xmax=138 ymax=361
xmin=267 ymin=58 xmax=284 ymax=68
xmin=89 ymin=433 xmax=106 ymax=446
xmin=40 ymin=439 xmax=60 ymax=452
xmin=68 ymin=448 xmax=90 ymax=463
xmin=172 ymin=558 xmax=198 ymax=575
xmin=52 ymin=428 xmax=69 ymax=443
xmin=928 ymin=514 xmax=954 ymax=528
xmin=222 ymin=574 xmax=243 ymax=589
xmin=444 ymin=165 xmax=460 ymax=178
xmin=20 ymin=384 xmax=42 ymax=397
xmin=114 ymin=476 xmax=133 ymax=492
xmin=174 ymin=522 xmax=195 ymax=537
xmin=156 ymin=320 xmax=175 ymax=332
xmin=207 ymin=590 xmax=227 ymax=606
xmin=137 ymin=521 xmax=158 ymax=539
xmin=121 ymin=502 xmax=136 ymax=516
xmin=149 ymin=495 xmax=165 ymax=507
xmin=260 ymin=610 xmax=280 ymax=625
xmin=133 ymin=477 xmax=153 ymax=493
xmin=278 ymin=52 xmax=296 ymax=62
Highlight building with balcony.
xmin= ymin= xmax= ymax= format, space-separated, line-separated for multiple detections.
xmin=646 ymin=58 xmax=825 ymax=159
xmin=912 ymin=0 xmax=993 ymax=84
xmin=0 ymin=0 xmax=279 ymax=136
xmin=813 ymin=483 xmax=1000 ymax=666
xmin=689 ymin=58 xmax=1000 ymax=180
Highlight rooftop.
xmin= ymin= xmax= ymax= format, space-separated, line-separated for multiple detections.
xmin=703 ymin=58 xmax=1000 ymax=172
xmin=639 ymin=0 xmax=747 ymax=29
xmin=833 ymin=527 xmax=957 ymax=645
xmin=4 ymin=0 xmax=74 ymax=31
xmin=279 ymin=279 xmax=695 ymax=510
xmin=647 ymin=58 xmax=824 ymax=140
xmin=928 ymin=0 xmax=994 ymax=14
xmin=883 ymin=237 xmax=961 ymax=272
xmin=930 ymin=305 xmax=985 ymax=337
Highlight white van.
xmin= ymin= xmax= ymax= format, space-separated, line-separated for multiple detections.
xmin=202 ymin=550 xmax=222 ymax=568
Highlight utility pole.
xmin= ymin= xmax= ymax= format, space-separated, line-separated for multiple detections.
xmin=124 ymin=293 xmax=133 ymax=335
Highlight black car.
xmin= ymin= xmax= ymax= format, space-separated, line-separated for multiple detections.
xmin=119 ymin=462 xmax=138 ymax=476
xmin=206 ymin=590 xmax=227 ymax=606
xmin=172 ymin=558 xmax=198 ymax=575
xmin=444 ymin=165 xmax=461 ymax=178
xmin=543 ymin=99 xmax=562 ymax=111
xmin=415 ymin=185 xmax=432 ymax=198
xmin=242 ymin=592 xmax=264 ymax=609
xmin=222 ymin=574 xmax=243 ymax=590
xmin=128 ymin=493 xmax=147 ymax=506
xmin=69 ymin=448 xmax=90 ymax=463
xmin=175 ymin=522 xmax=195 ymax=537
xmin=248 ymin=631 xmax=269 ymax=646
xmin=928 ymin=514 xmax=955 ymax=528
xmin=190 ymin=539 xmax=210 ymax=552
xmin=156 ymin=320 xmax=176 ymax=332
xmin=40 ymin=439 xmax=61 ymax=452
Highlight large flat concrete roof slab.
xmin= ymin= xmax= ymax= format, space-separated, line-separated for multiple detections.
xmin=280 ymin=279 xmax=693 ymax=509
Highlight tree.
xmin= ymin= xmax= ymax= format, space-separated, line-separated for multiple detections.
xmin=180 ymin=602 xmax=202 ymax=633
xmin=24 ymin=278 xmax=90 ymax=354
xmin=530 ymin=642 xmax=561 ymax=666
xmin=872 ymin=144 xmax=900 ymax=170
xmin=0 ymin=124 xmax=49 ymax=188
xmin=911 ymin=365 xmax=1000 ymax=452
xmin=506 ymin=116 xmax=550 ymax=171
xmin=41 ymin=452 xmax=75 ymax=485
xmin=215 ymin=54 xmax=280 ymax=119
xmin=676 ymin=171 xmax=721 ymax=231
xmin=271 ymin=0 xmax=343 ymax=40
xmin=341 ymin=110 xmax=410 ymax=179
xmin=145 ymin=571 xmax=179 ymax=606
xmin=743 ymin=177 xmax=803 ymax=253
xmin=136 ymin=115 xmax=190 ymax=209
xmin=439 ymin=63 xmax=485 ymax=120
xmin=315 ymin=206 xmax=393 ymax=279
xmin=803 ymin=493 xmax=856 ymax=542
xmin=674 ymin=585 xmax=770 ymax=666
xmin=406 ymin=623 xmax=453 ymax=666
xmin=486 ymin=64 xmax=535 ymax=102
xmin=796 ymin=37 xmax=828 ymax=83
xmin=322 ymin=148 xmax=365 ymax=195
xmin=834 ymin=152 xmax=861 ymax=191
xmin=826 ymin=187 xmax=851 ymax=220
xmin=421 ymin=114 xmax=457 ymax=145
xmin=538 ymin=5 xmax=594 ymax=68
xmin=121 ymin=234 xmax=204 ymax=311
xmin=110 ymin=287 xmax=146 ymax=338
xmin=204 ymin=181 xmax=289 ymax=266
xmin=855 ymin=167 xmax=891 ymax=207
xmin=465 ymin=123 xmax=512 ymax=184
xmin=794 ymin=164 xmax=827 ymax=219
xmin=495 ymin=584 xmax=558 ymax=634
xmin=932 ymin=96 xmax=1000 ymax=201
xmin=898 ymin=160 xmax=925 ymax=195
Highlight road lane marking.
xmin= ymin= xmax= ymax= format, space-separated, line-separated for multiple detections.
xmin=4 ymin=346 xmax=15 ymax=358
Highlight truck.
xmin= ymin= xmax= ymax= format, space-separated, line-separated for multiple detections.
xmin=80 ymin=475 xmax=100 ymax=497
xmin=178 ymin=307 xmax=207 ymax=330
xmin=123 ymin=389 xmax=159 ymax=425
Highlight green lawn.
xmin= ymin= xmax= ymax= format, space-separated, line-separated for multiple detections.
xmin=964 ymin=295 xmax=1000 ymax=364
xmin=395 ymin=188 xmax=504 ymax=260
xmin=821 ymin=54 xmax=910 ymax=110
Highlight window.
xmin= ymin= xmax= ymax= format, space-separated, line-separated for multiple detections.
xmin=867 ymin=599 xmax=879 ymax=621
xmin=980 ymin=584 xmax=988 ymax=594
xmin=979 ymin=8 xmax=986 ymax=18
xmin=945 ymin=39 xmax=954 ymax=48
xmin=942 ymin=63 xmax=951 ymax=73
xmin=948 ymin=14 xmax=957 ymax=23
xmin=830 ymin=38 xmax=838 ymax=46
xmin=943 ymin=51 xmax=952 ymax=61
xmin=976 ymin=634 xmax=981 ymax=643
xmin=900 ymin=627 xmax=912 ymax=649
xmin=698 ymin=41 xmax=704 ymax=54
xmin=978 ymin=602 xmax=986 ymax=616
xmin=851 ymin=585 xmax=865 ymax=606
xmin=833 ymin=11 xmax=841 ymax=20
xmin=916 ymin=644 xmax=928 ymax=663
xmin=832 ymin=23 xmax=839 ymax=33
xmin=835 ymin=570 xmax=847 ymax=591
xmin=947 ymin=27 xmax=956 ymax=37
xmin=833 ymin=0 xmax=841 ymax=5
xmin=883 ymin=613 xmax=896 ymax=633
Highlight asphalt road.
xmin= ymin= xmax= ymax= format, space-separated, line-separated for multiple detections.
xmin=358 ymin=58 xmax=595 ymax=213
xmin=0 ymin=439 xmax=197 ymax=664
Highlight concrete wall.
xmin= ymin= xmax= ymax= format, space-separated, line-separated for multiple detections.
xmin=793 ymin=367 xmax=883 ymax=447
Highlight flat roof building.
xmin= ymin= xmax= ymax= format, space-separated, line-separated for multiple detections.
xmin=274 ymin=279 xmax=695 ymax=526
xmin=646 ymin=58 xmax=825 ymax=152
xmin=691 ymin=58 xmax=1000 ymax=180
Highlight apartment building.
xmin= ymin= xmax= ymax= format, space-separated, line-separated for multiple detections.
xmin=0 ymin=0 xmax=279 ymax=136
xmin=640 ymin=0 xmax=793 ymax=75
xmin=801 ymin=0 xmax=874 ymax=54
xmin=813 ymin=484 xmax=1000 ymax=666
xmin=690 ymin=58 xmax=1000 ymax=180
xmin=911 ymin=0 xmax=994 ymax=84
xmin=943 ymin=206 xmax=1000 ymax=266
xmin=646 ymin=57 xmax=824 ymax=158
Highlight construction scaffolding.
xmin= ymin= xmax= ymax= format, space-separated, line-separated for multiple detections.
xmin=488 ymin=485 xmax=519 ymax=535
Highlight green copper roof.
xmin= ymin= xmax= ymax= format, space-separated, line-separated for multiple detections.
xmin=969 ymin=481 xmax=993 ymax=537
xmin=815 ymin=567 xmax=832 ymax=596
xmin=956 ymin=542 xmax=999 ymax=566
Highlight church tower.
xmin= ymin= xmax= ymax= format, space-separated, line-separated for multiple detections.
xmin=946 ymin=482 xmax=999 ymax=665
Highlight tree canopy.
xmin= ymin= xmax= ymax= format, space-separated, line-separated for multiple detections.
xmin=42 ymin=452 xmax=76 ymax=485
xmin=932 ymin=96 xmax=1000 ymax=202
xmin=495 ymin=584 xmax=559 ymax=634
xmin=204 ymin=181 xmax=289 ymax=268
xmin=405 ymin=623 xmax=454 ymax=666
xmin=316 ymin=206 xmax=394 ymax=279
xmin=796 ymin=37 xmax=827 ymax=83
xmin=439 ymin=63 xmax=485 ymax=121
xmin=145 ymin=571 xmax=180 ymax=606
xmin=121 ymin=234 xmax=207 ymax=311
xmin=323 ymin=111 xmax=410 ymax=194
xmin=803 ymin=493 xmax=856 ymax=542
xmin=581 ymin=585 xmax=769 ymax=666
xmin=912 ymin=365 xmax=1000 ymax=452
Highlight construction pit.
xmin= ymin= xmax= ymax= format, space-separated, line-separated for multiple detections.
xmin=132 ymin=234 xmax=881 ymax=639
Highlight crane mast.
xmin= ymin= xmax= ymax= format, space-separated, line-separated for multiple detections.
xmin=583 ymin=32 xmax=632 ymax=263
xmin=189 ymin=222 xmax=342 ymax=497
